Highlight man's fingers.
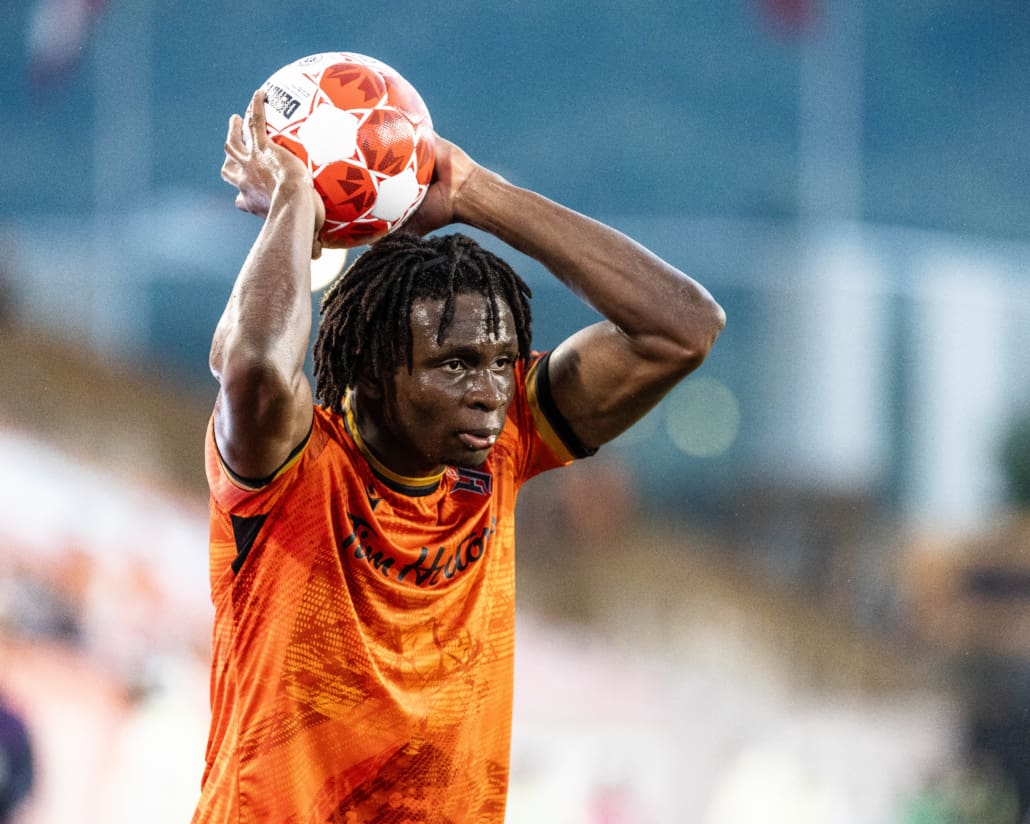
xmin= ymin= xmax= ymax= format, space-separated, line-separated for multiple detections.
xmin=221 ymin=155 xmax=242 ymax=185
xmin=247 ymin=89 xmax=268 ymax=148
xmin=224 ymin=114 xmax=248 ymax=163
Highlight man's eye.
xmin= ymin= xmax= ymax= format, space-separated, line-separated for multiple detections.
xmin=444 ymin=360 xmax=464 ymax=371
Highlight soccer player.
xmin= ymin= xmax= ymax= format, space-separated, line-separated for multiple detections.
xmin=194 ymin=89 xmax=725 ymax=823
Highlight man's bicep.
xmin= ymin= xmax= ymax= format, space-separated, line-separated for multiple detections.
xmin=213 ymin=363 xmax=314 ymax=483
xmin=545 ymin=322 xmax=687 ymax=451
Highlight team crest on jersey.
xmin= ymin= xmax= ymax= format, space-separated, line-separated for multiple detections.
xmin=453 ymin=467 xmax=492 ymax=496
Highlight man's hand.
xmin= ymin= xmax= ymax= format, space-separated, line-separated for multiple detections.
xmin=221 ymin=89 xmax=326 ymax=253
xmin=398 ymin=134 xmax=481 ymax=237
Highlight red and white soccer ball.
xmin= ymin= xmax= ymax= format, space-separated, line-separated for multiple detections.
xmin=256 ymin=52 xmax=435 ymax=248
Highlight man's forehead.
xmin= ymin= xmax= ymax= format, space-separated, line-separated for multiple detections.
xmin=410 ymin=293 xmax=515 ymax=345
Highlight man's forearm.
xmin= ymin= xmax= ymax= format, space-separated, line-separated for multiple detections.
xmin=453 ymin=169 xmax=724 ymax=355
xmin=212 ymin=182 xmax=316 ymax=380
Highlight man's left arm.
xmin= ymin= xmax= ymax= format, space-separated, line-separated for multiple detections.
xmin=450 ymin=158 xmax=726 ymax=451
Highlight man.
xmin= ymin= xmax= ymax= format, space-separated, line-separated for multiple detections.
xmin=195 ymin=89 xmax=725 ymax=823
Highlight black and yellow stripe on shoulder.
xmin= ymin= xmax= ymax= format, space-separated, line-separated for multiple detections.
xmin=526 ymin=351 xmax=598 ymax=462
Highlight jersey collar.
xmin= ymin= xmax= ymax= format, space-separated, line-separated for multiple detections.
xmin=342 ymin=392 xmax=445 ymax=496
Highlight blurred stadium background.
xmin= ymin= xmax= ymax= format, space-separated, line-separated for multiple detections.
xmin=1 ymin=1 xmax=1029 ymax=822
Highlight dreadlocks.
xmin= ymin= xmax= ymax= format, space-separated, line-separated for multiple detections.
xmin=314 ymin=232 xmax=534 ymax=414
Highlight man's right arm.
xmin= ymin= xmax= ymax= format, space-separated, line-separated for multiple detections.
xmin=210 ymin=90 xmax=321 ymax=481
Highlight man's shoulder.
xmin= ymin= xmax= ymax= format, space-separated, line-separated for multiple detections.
xmin=306 ymin=405 xmax=361 ymax=467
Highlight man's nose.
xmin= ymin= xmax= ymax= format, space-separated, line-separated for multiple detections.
xmin=466 ymin=369 xmax=508 ymax=410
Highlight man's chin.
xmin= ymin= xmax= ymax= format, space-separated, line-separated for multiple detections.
xmin=447 ymin=448 xmax=493 ymax=469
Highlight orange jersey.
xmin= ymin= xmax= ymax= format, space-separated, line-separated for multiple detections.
xmin=194 ymin=354 xmax=583 ymax=824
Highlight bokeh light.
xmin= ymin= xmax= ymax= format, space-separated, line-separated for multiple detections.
xmin=310 ymin=247 xmax=348 ymax=291
xmin=664 ymin=376 xmax=741 ymax=458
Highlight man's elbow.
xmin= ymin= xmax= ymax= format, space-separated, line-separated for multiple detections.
xmin=676 ymin=295 xmax=726 ymax=371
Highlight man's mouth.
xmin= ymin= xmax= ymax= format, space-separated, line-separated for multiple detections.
xmin=458 ymin=431 xmax=498 ymax=451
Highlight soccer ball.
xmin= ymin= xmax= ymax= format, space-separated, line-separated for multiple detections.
xmin=256 ymin=52 xmax=435 ymax=248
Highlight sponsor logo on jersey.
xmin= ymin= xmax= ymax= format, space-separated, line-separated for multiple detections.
xmin=453 ymin=467 xmax=492 ymax=496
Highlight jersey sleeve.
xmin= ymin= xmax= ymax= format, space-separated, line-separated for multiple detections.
xmin=204 ymin=415 xmax=321 ymax=516
xmin=510 ymin=351 xmax=597 ymax=484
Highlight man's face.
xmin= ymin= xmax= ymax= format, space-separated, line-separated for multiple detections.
xmin=375 ymin=291 xmax=519 ymax=476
